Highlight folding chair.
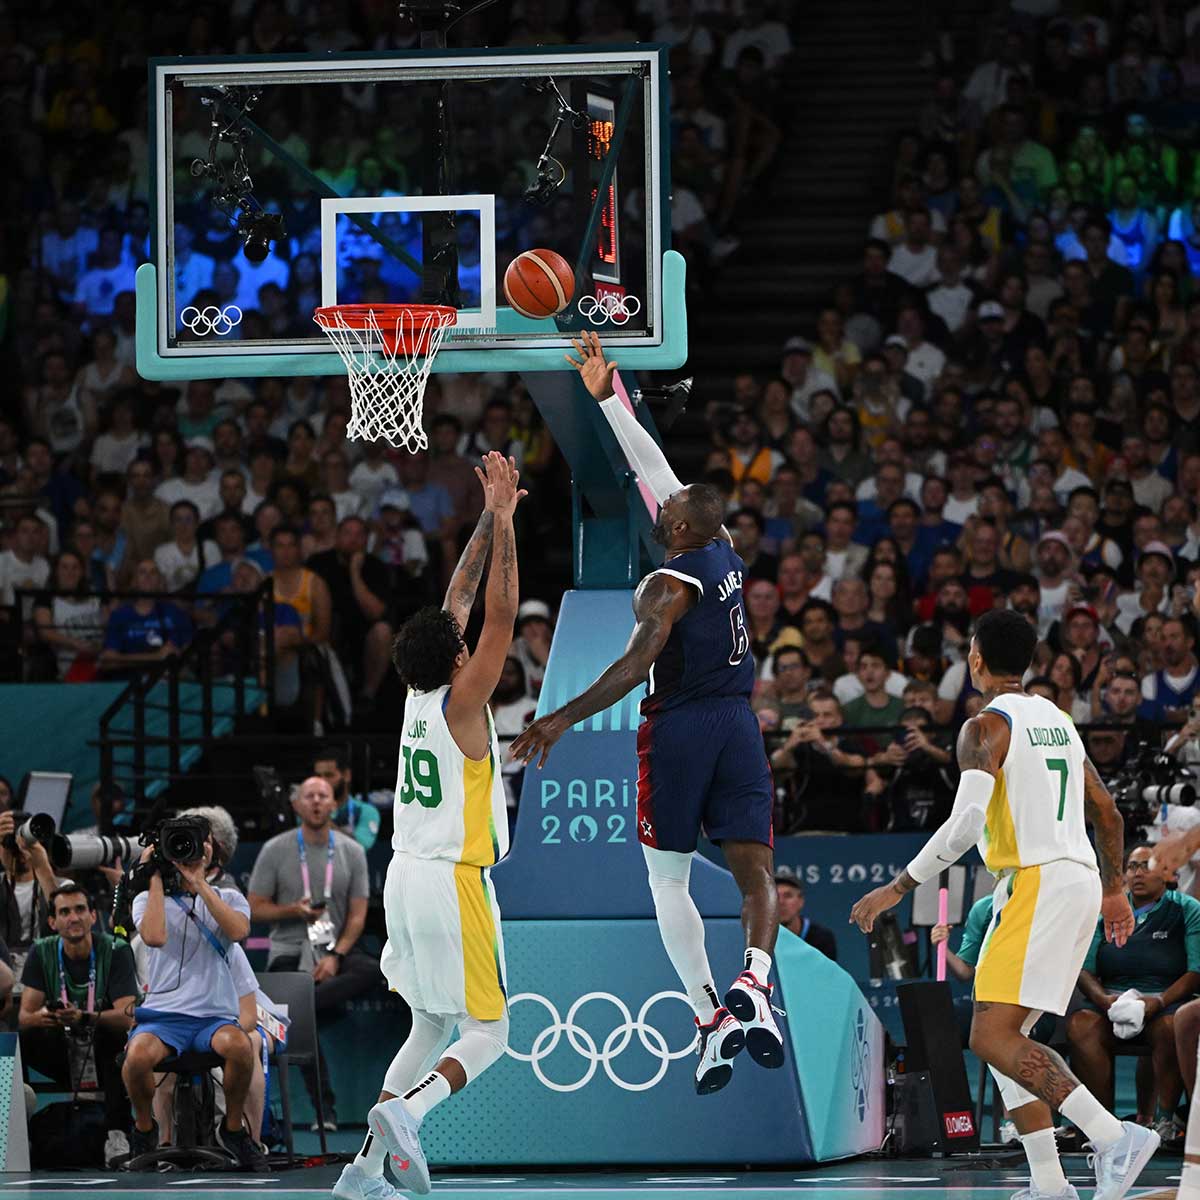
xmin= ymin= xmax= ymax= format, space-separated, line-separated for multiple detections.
xmin=258 ymin=971 xmax=327 ymax=1161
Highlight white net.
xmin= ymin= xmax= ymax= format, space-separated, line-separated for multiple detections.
xmin=313 ymin=306 xmax=456 ymax=452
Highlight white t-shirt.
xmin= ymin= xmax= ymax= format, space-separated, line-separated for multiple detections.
xmin=834 ymin=670 xmax=908 ymax=705
xmin=0 ymin=551 xmax=49 ymax=607
xmin=154 ymin=539 xmax=219 ymax=593
xmin=349 ymin=461 xmax=399 ymax=512
xmin=942 ymin=494 xmax=980 ymax=525
xmin=155 ymin=477 xmax=222 ymax=521
xmin=888 ymin=244 xmax=939 ymax=288
xmin=1115 ymin=588 xmax=1171 ymax=636
xmin=938 ymin=660 xmax=969 ymax=703
xmin=91 ymin=431 xmax=146 ymax=476
xmin=721 ymin=19 xmax=791 ymax=70
xmin=131 ymin=886 xmax=250 ymax=1019
xmin=1037 ymin=578 xmax=1071 ymax=633
xmin=928 ymin=282 xmax=975 ymax=333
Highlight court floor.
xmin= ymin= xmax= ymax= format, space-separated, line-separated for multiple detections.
xmin=0 ymin=1156 xmax=1184 ymax=1200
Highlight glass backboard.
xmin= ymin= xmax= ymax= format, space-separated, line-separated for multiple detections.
xmin=140 ymin=46 xmax=684 ymax=380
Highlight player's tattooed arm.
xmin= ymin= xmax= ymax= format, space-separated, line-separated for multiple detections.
xmin=955 ymin=711 xmax=1007 ymax=774
xmin=510 ymin=573 xmax=692 ymax=767
xmin=1083 ymin=757 xmax=1125 ymax=894
xmin=442 ymin=509 xmax=494 ymax=632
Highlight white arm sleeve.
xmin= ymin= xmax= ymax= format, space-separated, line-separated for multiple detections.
xmin=598 ymin=395 xmax=684 ymax=505
xmin=905 ymin=769 xmax=996 ymax=885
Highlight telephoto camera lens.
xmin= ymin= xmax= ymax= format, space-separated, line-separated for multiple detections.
xmin=50 ymin=833 xmax=138 ymax=870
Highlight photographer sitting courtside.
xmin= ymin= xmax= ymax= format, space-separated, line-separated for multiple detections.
xmin=120 ymin=816 xmax=265 ymax=1169
xmin=19 ymin=883 xmax=137 ymax=1166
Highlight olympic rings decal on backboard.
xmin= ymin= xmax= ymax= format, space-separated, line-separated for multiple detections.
xmin=180 ymin=305 xmax=243 ymax=336
xmin=506 ymin=990 xmax=696 ymax=1092
xmin=576 ymin=293 xmax=643 ymax=327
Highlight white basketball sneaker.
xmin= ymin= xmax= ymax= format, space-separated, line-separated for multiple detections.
xmin=1009 ymin=1186 xmax=1078 ymax=1200
xmin=694 ymin=1007 xmax=745 ymax=1095
xmin=1090 ymin=1120 xmax=1160 ymax=1200
xmin=723 ymin=971 xmax=785 ymax=1068
xmin=333 ymin=1163 xmax=402 ymax=1200
xmin=366 ymin=1099 xmax=431 ymax=1196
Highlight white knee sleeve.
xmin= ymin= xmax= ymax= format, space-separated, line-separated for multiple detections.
xmin=642 ymin=846 xmax=716 ymax=1008
xmin=988 ymin=1009 xmax=1044 ymax=1112
xmin=383 ymin=1008 xmax=455 ymax=1097
xmin=441 ymin=1011 xmax=510 ymax=1084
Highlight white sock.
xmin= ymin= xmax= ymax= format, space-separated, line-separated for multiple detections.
xmin=1059 ymin=1084 xmax=1124 ymax=1151
xmin=402 ymin=1070 xmax=452 ymax=1122
xmin=1019 ymin=1127 xmax=1068 ymax=1195
xmin=354 ymin=1130 xmax=388 ymax=1177
xmin=745 ymin=947 xmax=772 ymax=986
xmin=1180 ymin=1041 xmax=1200 ymax=1198
xmin=690 ymin=983 xmax=720 ymax=1024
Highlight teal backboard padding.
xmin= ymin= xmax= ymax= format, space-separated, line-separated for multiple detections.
xmin=134 ymin=252 xmax=687 ymax=380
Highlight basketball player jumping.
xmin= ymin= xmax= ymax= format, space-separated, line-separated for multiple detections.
xmin=851 ymin=609 xmax=1155 ymax=1200
xmin=333 ymin=451 xmax=523 ymax=1200
xmin=511 ymin=331 xmax=782 ymax=1095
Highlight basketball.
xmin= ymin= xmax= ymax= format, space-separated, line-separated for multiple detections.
xmin=503 ymin=248 xmax=575 ymax=320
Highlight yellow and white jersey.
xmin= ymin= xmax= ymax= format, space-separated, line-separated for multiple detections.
xmin=392 ymin=684 xmax=509 ymax=867
xmin=977 ymin=691 xmax=1098 ymax=876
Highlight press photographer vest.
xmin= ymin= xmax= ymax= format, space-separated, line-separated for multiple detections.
xmin=33 ymin=933 xmax=115 ymax=1009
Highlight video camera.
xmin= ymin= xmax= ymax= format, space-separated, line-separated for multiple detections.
xmin=127 ymin=816 xmax=211 ymax=896
xmin=1105 ymin=742 xmax=1197 ymax=836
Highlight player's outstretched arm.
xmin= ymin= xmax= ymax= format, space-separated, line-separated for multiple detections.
xmin=446 ymin=453 xmax=526 ymax=718
xmin=1083 ymin=757 xmax=1135 ymax=946
xmin=850 ymin=712 xmax=1008 ymax=933
xmin=442 ymin=467 xmax=496 ymax=633
xmin=510 ymin=572 xmax=691 ymax=768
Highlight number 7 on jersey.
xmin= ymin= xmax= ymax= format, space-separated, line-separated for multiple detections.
xmin=1047 ymin=758 xmax=1068 ymax=821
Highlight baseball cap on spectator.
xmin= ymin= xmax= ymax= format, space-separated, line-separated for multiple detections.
xmin=1063 ymin=604 xmax=1099 ymax=626
xmin=517 ymin=599 xmax=552 ymax=628
xmin=1037 ymin=530 xmax=1071 ymax=552
xmin=232 ymin=557 xmax=265 ymax=580
xmin=978 ymin=301 xmax=1004 ymax=321
xmin=378 ymin=488 xmax=411 ymax=512
xmin=783 ymin=336 xmax=812 ymax=355
xmin=186 ymin=436 xmax=215 ymax=456
xmin=884 ymin=334 xmax=907 ymax=350
xmin=774 ymin=864 xmax=804 ymax=889
xmin=1137 ymin=540 xmax=1174 ymax=569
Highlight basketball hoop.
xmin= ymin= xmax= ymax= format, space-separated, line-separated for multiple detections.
xmin=313 ymin=304 xmax=457 ymax=452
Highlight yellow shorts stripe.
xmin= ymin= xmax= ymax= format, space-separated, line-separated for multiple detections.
xmin=454 ymin=863 xmax=506 ymax=1020
xmin=975 ymin=865 xmax=1041 ymax=1005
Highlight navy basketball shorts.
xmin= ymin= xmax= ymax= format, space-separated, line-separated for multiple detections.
xmin=636 ymin=695 xmax=774 ymax=852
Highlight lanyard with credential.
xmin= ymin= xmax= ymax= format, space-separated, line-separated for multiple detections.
xmin=297 ymin=829 xmax=334 ymax=905
xmin=58 ymin=941 xmax=96 ymax=1013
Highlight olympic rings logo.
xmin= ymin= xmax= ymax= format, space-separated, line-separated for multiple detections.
xmin=576 ymin=293 xmax=643 ymax=327
xmin=180 ymin=304 xmax=243 ymax=336
xmin=507 ymin=990 xmax=696 ymax=1092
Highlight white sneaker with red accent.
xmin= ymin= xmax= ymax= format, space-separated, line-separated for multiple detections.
xmin=694 ymin=1007 xmax=745 ymax=1095
xmin=366 ymin=1099 xmax=431 ymax=1196
xmin=724 ymin=971 xmax=785 ymax=1068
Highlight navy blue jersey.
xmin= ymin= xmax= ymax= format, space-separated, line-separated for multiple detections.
xmin=640 ymin=539 xmax=755 ymax=714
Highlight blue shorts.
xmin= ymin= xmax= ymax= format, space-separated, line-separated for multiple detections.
xmin=129 ymin=1008 xmax=238 ymax=1058
xmin=637 ymin=695 xmax=774 ymax=853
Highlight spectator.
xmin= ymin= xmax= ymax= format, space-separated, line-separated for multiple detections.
xmin=781 ymin=337 xmax=838 ymax=421
xmin=931 ymin=893 xmax=995 ymax=984
xmin=199 ymin=470 xmax=256 ymax=545
xmin=307 ymin=516 xmax=394 ymax=707
xmin=1068 ymin=844 xmax=1200 ymax=1139
xmin=312 ymin=747 xmax=384 ymax=851
xmin=1139 ymin=615 xmax=1199 ymax=723
xmin=248 ymin=775 xmax=373 ymax=1131
xmin=32 ymin=550 xmax=105 ymax=681
xmin=490 ymin=656 xmax=537 ymax=815
xmin=770 ymin=689 xmax=863 ymax=831
xmin=510 ymin=599 xmax=554 ymax=698
xmin=18 ymin=883 xmax=136 ymax=1165
xmin=98 ymin=559 xmax=192 ymax=677
xmin=841 ymin=644 xmax=905 ymax=729
xmin=155 ymin=439 xmax=221 ymax=520
xmin=889 ymin=209 xmax=940 ymax=289
xmin=774 ymin=866 xmax=837 ymax=961
xmin=121 ymin=822 xmax=264 ymax=1169
xmin=0 ymin=514 xmax=50 ymax=607
xmin=154 ymin=500 xmax=217 ymax=594
xmin=268 ymin=525 xmax=332 ymax=649
xmin=120 ymin=459 xmax=171 ymax=565
xmin=0 ymin=810 xmax=63 ymax=977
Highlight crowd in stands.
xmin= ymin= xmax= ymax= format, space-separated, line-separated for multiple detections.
xmin=715 ymin=3 xmax=1200 ymax=837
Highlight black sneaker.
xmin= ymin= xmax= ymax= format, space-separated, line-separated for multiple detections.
xmin=217 ymin=1122 xmax=270 ymax=1172
xmin=128 ymin=1120 xmax=159 ymax=1161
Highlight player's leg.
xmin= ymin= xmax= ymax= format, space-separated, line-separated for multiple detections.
xmin=972 ymin=863 xmax=1157 ymax=1200
xmin=1146 ymin=1011 xmax=1183 ymax=1135
xmin=1065 ymin=1007 xmax=1118 ymax=1109
xmin=1177 ymin=1003 xmax=1200 ymax=1199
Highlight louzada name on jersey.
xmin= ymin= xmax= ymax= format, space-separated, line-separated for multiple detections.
xmin=392 ymin=684 xmax=510 ymax=867
xmin=977 ymin=691 xmax=1098 ymax=876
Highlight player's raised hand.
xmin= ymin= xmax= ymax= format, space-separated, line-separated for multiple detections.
xmin=565 ymin=329 xmax=619 ymax=401
xmin=510 ymin=711 xmax=570 ymax=769
xmin=1101 ymin=890 xmax=1135 ymax=947
xmin=475 ymin=451 xmax=527 ymax=517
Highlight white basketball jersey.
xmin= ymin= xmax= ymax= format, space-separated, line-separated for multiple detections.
xmin=392 ymin=685 xmax=510 ymax=867
xmin=977 ymin=692 xmax=1098 ymax=876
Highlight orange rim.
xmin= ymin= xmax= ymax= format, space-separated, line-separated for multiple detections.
xmin=313 ymin=304 xmax=457 ymax=355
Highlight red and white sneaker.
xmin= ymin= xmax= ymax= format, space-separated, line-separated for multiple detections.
xmin=694 ymin=1007 xmax=745 ymax=1095
xmin=724 ymin=971 xmax=785 ymax=1069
